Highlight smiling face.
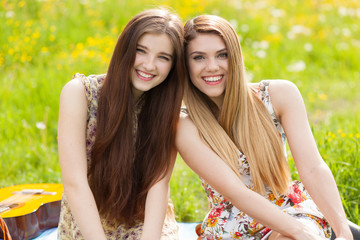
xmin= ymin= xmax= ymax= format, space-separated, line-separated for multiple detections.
xmin=187 ymin=33 xmax=228 ymax=107
xmin=131 ymin=33 xmax=174 ymax=100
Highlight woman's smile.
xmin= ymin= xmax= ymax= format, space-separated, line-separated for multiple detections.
xmin=135 ymin=69 xmax=156 ymax=81
xmin=202 ymin=74 xmax=224 ymax=85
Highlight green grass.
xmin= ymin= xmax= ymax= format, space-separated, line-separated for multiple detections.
xmin=1 ymin=0 xmax=359 ymax=224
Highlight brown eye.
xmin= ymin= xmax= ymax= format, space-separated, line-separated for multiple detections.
xmin=136 ymin=48 xmax=146 ymax=53
xmin=217 ymin=52 xmax=228 ymax=59
xmin=159 ymin=55 xmax=170 ymax=61
xmin=193 ymin=55 xmax=205 ymax=61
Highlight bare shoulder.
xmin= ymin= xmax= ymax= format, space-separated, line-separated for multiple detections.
xmin=61 ymin=78 xmax=85 ymax=95
xmin=60 ymin=78 xmax=87 ymax=103
xmin=178 ymin=111 xmax=197 ymax=132
xmin=266 ymin=80 xmax=304 ymax=118
xmin=267 ymin=79 xmax=299 ymax=96
xmin=176 ymin=111 xmax=202 ymax=150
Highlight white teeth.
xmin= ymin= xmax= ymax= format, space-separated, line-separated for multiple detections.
xmin=137 ymin=70 xmax=154 ymax=78
xmin=203 ymin=75 xmax=222 ymax=82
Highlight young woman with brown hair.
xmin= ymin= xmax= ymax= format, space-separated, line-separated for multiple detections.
xmin=57 ymin=8 xmax=185 ymax=240
xmin=175 ymin=15 xmax=353 ymax=240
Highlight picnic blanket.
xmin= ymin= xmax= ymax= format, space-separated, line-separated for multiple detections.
xmin=9 ymin=222 xmax=200 ymax=240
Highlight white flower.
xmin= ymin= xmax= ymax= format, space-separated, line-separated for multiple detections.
xmin=318 ymin=14 xmax=326 ymax=23
xmin=342 ymin=28 xmax=351 ymax=37
xmin=338 ymin=7 xmax=356 ymax=17
xmin=36 ymin=122 xmax=46 ymax=130
xmin=270 ymin=8 xmax=285 ymax=18
xmin=268 ymin=24 xmax=279 ymax=33
xmin=253 ymin=0 xmax=268 ymax=9
xmin=286 ymin=61 xmax=306 ymax=72
xmin=336 ymin=42 xmax=349 ymax=50
xmin=259 ymin=40 xmax=269 ymax=49
xmin=256 ymin=50 xmax=267 ymax=59
xmin=22 ymin=120 xmax=29 ymax=129
xmin=6 ymin=11 xmax=14 ymax=18
xmin=338 ymin=7 xmax=348 ymax=16
xmin=287 ymin=25 xmax=311 ymax=39
xmin=245 ymin=71 xmax=254 ymax=82
xmin=252 ymin=40 xmax=268 ymax=49
xmin=240 ymin=24 xmax=249 ymax=32
xmin=304 ymin=43 xmax=313 ymax=52
xmin=351 ymin=39 xmax=360 ymax=48
xmin=229 ymin=19 xmax=238 ymax=30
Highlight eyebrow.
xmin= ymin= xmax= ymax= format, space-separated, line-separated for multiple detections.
xmin=189 ymin=48 xmax=227 ymax=56
xmin=137 ymin=44 xmax=173 ymax=59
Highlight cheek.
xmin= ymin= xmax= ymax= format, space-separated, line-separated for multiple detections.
xmin=188 ymin=64 xmax=200 ymax=82
xmin=133 ymin=54 xmax=143 ymax=66
xmin=159 ymin=62 xmax=173 ymax=78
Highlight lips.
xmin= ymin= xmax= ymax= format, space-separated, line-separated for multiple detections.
xmin=136 ymin=69 xmax=156 ymax=81
xmin=202 ymin=75 xmax=223 ymax=85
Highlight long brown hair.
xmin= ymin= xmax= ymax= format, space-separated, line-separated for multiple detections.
xmin=184 ymin=15 xmax=290 ymax=196
xmin=89 ymin=8 xmax=185 ymax=225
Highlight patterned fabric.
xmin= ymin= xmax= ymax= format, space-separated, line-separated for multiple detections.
xmin=197 ymin=80 xmax=331 ymax=240
xmin=57 ymin=73 xmax=178 ymax=240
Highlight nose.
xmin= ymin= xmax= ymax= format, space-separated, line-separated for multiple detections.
xmin=206 ymin=58 xmax=219 ymax=72
xmin=143 ymin=55 xmax=156 ymax=71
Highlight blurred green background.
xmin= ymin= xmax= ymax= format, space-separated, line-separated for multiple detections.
xmin=1 ymin=0 xmax=359 ymax=223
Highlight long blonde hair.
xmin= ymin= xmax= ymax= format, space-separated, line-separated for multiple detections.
xmin=184 ymin=15 xmax=290 ymax=196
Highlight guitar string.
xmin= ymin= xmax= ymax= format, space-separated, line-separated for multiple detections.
xmin=0 ymin=192 xmax=43 ymax=209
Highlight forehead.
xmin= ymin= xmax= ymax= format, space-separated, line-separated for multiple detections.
xmin=187 ymin=33 xmax=226 ymax=53
xmin=137 ymin=33 xmax=174 ymax=54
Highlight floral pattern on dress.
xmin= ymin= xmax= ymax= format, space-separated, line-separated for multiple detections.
xmin=198 ymin=80 xmax=331 ymax=240
xmin=57 ymin=73 xmax=178 ymax=240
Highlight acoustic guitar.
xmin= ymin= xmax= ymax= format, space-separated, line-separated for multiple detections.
xmin=0 ymin=183 xmax=63 ymax=240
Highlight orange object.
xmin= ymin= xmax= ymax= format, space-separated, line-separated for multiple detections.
xmin=195 ymin=223 xmax=202 ymax=237
xmin=0 ymin=216 xmax=12 ymax=240
xmin=0 ymin=183 xmax=63 ymax=240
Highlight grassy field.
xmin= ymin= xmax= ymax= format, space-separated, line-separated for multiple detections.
xmin=1 ymin=0 xmax=359 ymax=224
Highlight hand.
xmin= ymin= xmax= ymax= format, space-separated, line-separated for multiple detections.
xmin=292 ymin=224 xmax=327 ymax=240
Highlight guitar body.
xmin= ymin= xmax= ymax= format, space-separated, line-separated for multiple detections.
xmin=0 ymin=183 xmax=63 ymax=240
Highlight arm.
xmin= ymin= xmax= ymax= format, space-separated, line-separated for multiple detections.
xmin=58 ymin=79 xmax=107 ymax=240
xmin=268 ymin=80 xmax=352 ymax=240
xmin=175 ymin=113 xmax=324 ymax=240
xmin=140 ymin=148 xmax=177 ymax=240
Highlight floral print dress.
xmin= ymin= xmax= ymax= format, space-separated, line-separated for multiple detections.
xmin=198 ymin=80 xmax=331 ymax=240
xmin=57 ymin=73 xmax=178 ymax=240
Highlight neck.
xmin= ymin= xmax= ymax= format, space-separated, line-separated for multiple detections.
xmin=131 ymin=87 xmax=143 ymax=102
xmin=210 ymin=94 xmax=225 ymax=110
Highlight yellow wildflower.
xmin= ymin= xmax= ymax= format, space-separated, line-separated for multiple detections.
xmin=318 ymin=93 xmax=328 ymax=100
xmin=32 ymin=31 xmax=40 ymax=39
xmin=20 ymin=54 xmax=27 ymax=62
xmin=18 ymin=1 xmax=25 ymax=8
xmin=8 ymin=48 xmax=14 ymax=55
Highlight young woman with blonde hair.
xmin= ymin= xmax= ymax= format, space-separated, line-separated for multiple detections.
xmin=176 ymin=15 xmax=353 ymax=240
xmin=57 ymin=8 xmax=185 ymax=240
